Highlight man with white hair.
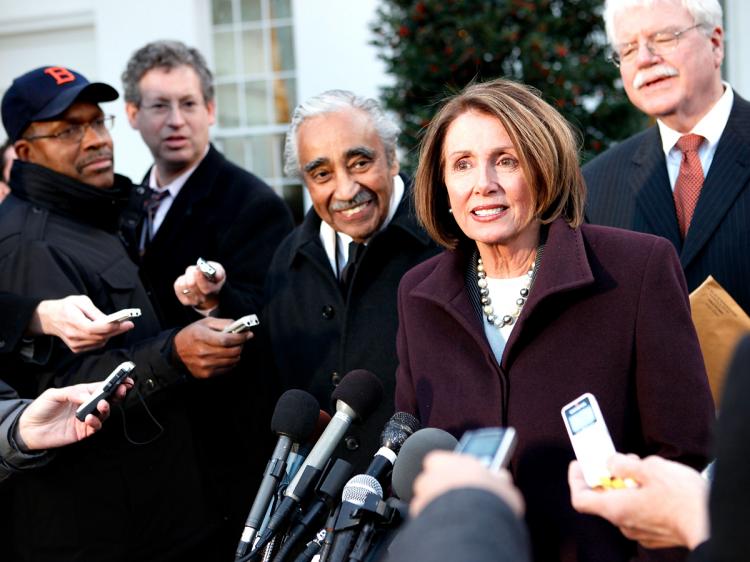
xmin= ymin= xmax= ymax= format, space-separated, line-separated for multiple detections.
xmin=263 ymin=90 xmax=438 ymax=470
xmin=584 ymin=0 xmax=750 ymax=314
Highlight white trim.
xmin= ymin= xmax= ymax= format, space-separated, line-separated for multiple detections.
xmin=0 ymin=11 xmax=94 ymax=36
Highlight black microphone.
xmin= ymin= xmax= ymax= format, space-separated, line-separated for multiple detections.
xmin=236 ymin=389 xmax=320 ymax=558
xmin=335 ymin=413 xmax=420 ymax=562
xmin=327 ymin=474 xmax=384 ymax=562
xmin=365 ymin=412 xmax=420 ymax=486
xmin=248 ymin=370 xmax=383 ymax=558
xmin=391 ymin=427 xmax=458 ymax=502
xmin=271 ymin=458 xmax=353 ymax=562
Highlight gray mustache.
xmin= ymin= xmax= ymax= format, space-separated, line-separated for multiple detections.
xmin=330 ymin=190 xmax=373 ymax=212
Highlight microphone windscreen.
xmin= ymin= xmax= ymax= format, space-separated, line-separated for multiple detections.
xmin=270 ymin=389 xmax=320 ymax=441
xmin=391 ymin=427 xmax=458 ymax=502
xmin=331 ymin=370 xmax=383 ymax=421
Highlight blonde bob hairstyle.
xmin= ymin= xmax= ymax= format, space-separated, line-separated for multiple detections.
xmin=414 ymin=78 xmax=586 ymax=250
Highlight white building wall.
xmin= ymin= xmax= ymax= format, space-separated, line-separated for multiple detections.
xmin=1 ymin=0 xmax=746 ymax=179
xmin=292 ymin=0 xmax=390 ymax=103
xmin=724 ymin=0 xmax=750 ymax=99
xmin=0 ymin=0 xmax=388 ymax=180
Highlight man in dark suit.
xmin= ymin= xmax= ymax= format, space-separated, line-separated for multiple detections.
xmin=263 ymin=90 xmax=439 ymax=470
xmin=584 ymin=0 xmax=750 ymax=314
xmin=121 ymin=40 xmax=293 ymax=328
xmin=120 ymin=41 xmax=294 ymax=559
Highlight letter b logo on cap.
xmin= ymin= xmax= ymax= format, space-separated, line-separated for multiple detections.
xmin=44 ymin=67 xmax=76 ymax=86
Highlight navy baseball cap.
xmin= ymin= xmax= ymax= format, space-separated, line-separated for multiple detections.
xmin=1 ymin=66 xmax=119 ymax=142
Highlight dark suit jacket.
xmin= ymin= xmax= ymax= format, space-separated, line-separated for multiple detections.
xmin=122 ymin=145 xmax=294 ymax=559
xmin=125 ymin=143 xmax=294 ymax=328
xmin=583 ymin=93 xmax=750 ymax=314
xmin=396 ymin=219 xmax=714 ymax=562
xmin=263 ymin=179 xmax=439 ymax=471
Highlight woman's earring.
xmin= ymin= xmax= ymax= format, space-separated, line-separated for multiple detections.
xmin=448 ymin=208 xmax=453 ymax=214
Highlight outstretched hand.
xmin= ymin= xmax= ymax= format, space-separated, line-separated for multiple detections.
xmin=16 ymin=378 xmax=133 ymax=451
xmin=411 ymin=451 xmax=525 ymax=518
xmin=172 ymin=317 xmax=251 ymax=379
xmin=568 ymin=454 xmax=709 ymax=549
xmin=30 ymin=295 xmax=134 ymax=353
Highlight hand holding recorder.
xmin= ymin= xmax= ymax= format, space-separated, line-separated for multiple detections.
xmin=410 ymin=451 xmax=525 ymax=518
xmin=28 ymin=296 xmax=135 ymax=353
xmin=174 ymin=258 xmax=226 ymax=312
xmin=172 ymin=317 xmax=252 ymax=379
xmin=568 ymin=454 xmax=709 ymax=549
xmin=17 ymin=376 xmax=133 ymax=451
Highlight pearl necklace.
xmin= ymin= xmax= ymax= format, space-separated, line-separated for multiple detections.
xmin=477 ymin=251 xmax=540 ymax=329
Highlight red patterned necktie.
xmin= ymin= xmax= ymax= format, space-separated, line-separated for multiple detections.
xmin=673 ymin=134 xmax=705 ymax=239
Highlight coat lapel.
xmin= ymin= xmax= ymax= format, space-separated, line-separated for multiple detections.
xmin=410 ymin=247 xmax=491 ymax=357
xmin=681 ymin=96 xmax=750 ymax=269
xmin=630 ymin=127 xmax=682 ymax=249
xmin=503 ymin=220 xmax=595 ymax=363
xmin=409 ymin=220 xmax=596 ymax=369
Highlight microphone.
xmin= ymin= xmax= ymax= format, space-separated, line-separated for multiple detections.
xmin=236 ymin=389 xmax=320 ymax=558
xmin=330 ymin=412 xmax=419 ymax=562
xmin=365 ymin=412 xmax=420 ymax=485
xmin=271 ymin=458 xmax=353 ymax=562
xmin=249 ymin=370 xmax=383 ymax=558
xmin=253 ymin=410 xmax=332 ymax=546
xmin=327 ymin=474 xmax=384 ymax=562
xmin=391 ymin=427 xmax=458 ymax=502
xmin=282 ymin=410 xmax=332 ymax=487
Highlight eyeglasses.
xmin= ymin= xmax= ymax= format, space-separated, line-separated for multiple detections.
xmin=139 ymin=99 xmax=202 ymax=116
xmin=610 ymin=24 xmax=703 ymax=67
xmin=24 ymin=115 xmax=115 ymax=143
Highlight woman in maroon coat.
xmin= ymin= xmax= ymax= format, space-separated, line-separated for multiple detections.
xmin=394 ymin=79 xmax=714 ymax=562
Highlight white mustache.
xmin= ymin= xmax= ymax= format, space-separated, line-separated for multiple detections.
xmin=633 ymin=65 xmax=679 ymax=90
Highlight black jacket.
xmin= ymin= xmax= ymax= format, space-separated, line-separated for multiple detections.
xmin=263 ymin=179 xmax=439 ymax=470
xmin=0 ymin=161 xmax=212 ymax=562
xmin=0 ymin=293 xmax=52 ymax=481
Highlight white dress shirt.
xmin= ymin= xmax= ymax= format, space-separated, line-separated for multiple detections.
xmin=658 ymin=83 xmax=733 ymax=190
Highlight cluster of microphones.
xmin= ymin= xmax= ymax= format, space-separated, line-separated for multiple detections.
xmin=234 ymin=369 xmax=459 ymax=562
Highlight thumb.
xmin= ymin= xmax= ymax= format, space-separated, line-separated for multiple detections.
xmin=70 ymin=295 xmax=106 ymax=321
xmin=607 ymin=453 xmax=647 ymax=482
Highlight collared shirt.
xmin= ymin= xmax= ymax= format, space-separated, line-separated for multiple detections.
xmin=658 ymin=83 xmax=734 ymax=190
xmin=146 ymin=145 xmax=210 ymax=236
xmin=319 ymin=174 xmax=405 ymax=279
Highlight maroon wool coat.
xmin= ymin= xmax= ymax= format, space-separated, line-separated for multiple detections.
xmin=395 ymin=219 xmax=714 ymax=562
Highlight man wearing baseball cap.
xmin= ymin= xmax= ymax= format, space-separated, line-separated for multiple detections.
xmin=0 ymin=67 xmax=255 ymax=561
